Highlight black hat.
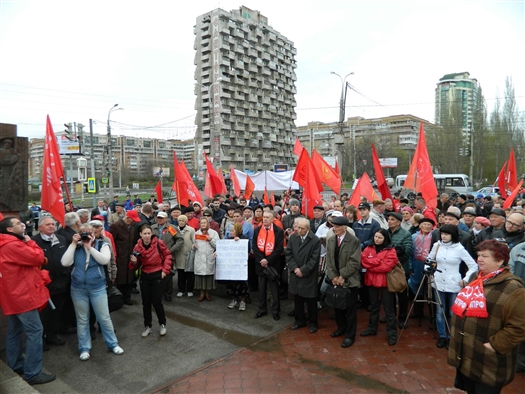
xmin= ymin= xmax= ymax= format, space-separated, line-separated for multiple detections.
xmin=358 ymin=202 xmax=371 ymax=210
xmin=114 ymin=203 xmax=124 ymax=207
xmin=184 ymin=206 xmax=195 ymax=213
xmin=386 ymin=212 xmax=403 ymax=222
xmin=489 ymin=208 xmax=506 ymax=218
xmin=419 ymin=218 xmax=435 ymax=226
xmin=313 ymin=205 xmax=324 ymax=211
xmin=445 ymin=211 xmax=460 ymax=220
xmin=242 ymin=206 xmax=253 ymax=211
xmin=331 ymin=216 xmax=349 ymax=226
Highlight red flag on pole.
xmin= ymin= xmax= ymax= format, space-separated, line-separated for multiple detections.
xmin=497 ymin=161 xmax=508 ymax=198
xmin=335 ymin=158 xmax=340 ymax=177
xmin=403 ymin=123 xmax=438 ymax=209
xmin=503 ymin=179 xmax=523 ymax=209
xmin=229 ymin=163 xmax=241 ymax=196
xmin=311 ymin=150 xmax=341 ymax=196
xmin=293 ymin=138 xmax=304 ymax=156
xmin=172 ymin=152 xmax=203 ymax=206
xmin=292 ymin=149 xmax=323 ymax=192
xmin=203 ymin=152 xmax=223 ymax=197
xmin=270 ymin=191 xmax=275 ymax=206
xmin=507 ymin=149 xmax=517 ymax=190
xmin=155 ymin=180 xmax=163 ymax=204
xmin=301 ymin=163 xmax=324 ymax=219
xmin=347 ymin=172 xmax=379 ymax=211
xmin=41 ymin=115 xmax=66 ymax=227
xmin=180 ymin=160 xmax=204 ymax=205
xmin=243 ymin=175 xmax=255 ymax=200
xmin=371 ymin=143 xmax=392 ymax=201
xmin=263 ymin=188 xmax=269 ymax=204
xmin=216 ymin=168 xmax=228 ymax=194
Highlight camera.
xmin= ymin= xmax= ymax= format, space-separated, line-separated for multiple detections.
xmin=80 ymin=232 xmax=91 ymax=241
xmin=424 ymin=257 xmax=440 ymax=274
xmin=132 ymin=251 xmax=141 ymax=258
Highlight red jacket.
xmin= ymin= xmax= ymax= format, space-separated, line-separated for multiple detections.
xmin=131 ymin=236 xmax=172 ymax=275
xmin=361 ymin=245 xmax=398 ymax=288
xmin=0 ymin=234 xmax=50 ymax=315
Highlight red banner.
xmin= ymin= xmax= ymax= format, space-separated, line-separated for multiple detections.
xmin=371 ymin=143 xmax=392 ymax=201
xmin=243 ymin=176 xmax=255 ymax=201
xmin=229 ymin=163 xmax=241 ymax=197
xmin=311 ymin=150 xmax=341 ymax=196
xmin=293 ymin=138 xmax=304 ymax=156
xmin=203 ymin=152 xmax=223 ymax=197
xmin=217 ymin=168 xmax=228 ymax=194
xmin=155 ymin=180 xmax=163 ymax=204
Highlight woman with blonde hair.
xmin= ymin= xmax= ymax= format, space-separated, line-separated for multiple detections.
xmin=173 ymin=215 xmax=196 ymax=297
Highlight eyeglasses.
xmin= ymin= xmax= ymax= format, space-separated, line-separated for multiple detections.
xmin=203 ymin=214 xmax=211 ymax=217
xmin=506 ymin=220 xmax=523 ymax=228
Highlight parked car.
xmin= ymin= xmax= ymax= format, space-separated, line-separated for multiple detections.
xmin=476 ymin=186 xmax=499 ymax=197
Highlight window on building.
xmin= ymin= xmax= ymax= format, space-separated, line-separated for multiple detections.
xmin=143 ymin=140 xmax=151 ymax=148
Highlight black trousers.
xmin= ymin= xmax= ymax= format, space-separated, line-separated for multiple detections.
xmin=140 ymin=271 xmax=166 ymax=328
xmin=177 ymin=269 xmax=195 ymax=293
xmin=359 ymin=271 xmax=370 ymax=307
xmin=334 ymin=287 xmax=358 ymax=340
xmin=40 ymin=292 xmax=67 ymax=340
xmin=117 ymin=283 xmax=133 ymax=301
xmin=294 ymin=295 xmax=317 ymax=327
xmin=368 ymin=287 xmax=396 ymax=340
xmin=392 ymin=287 xmax=408 ymax=321
xmin=457 ymin=370 xmax=502 ymax=394
xmin=257 ymin=275 xmax=280 ymax=314
xmin=248 ymin=255 xmax=258 ymax=291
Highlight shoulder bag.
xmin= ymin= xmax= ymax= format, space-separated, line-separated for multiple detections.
xmin=185 ymin=248 xmax=196 ymax=272
xmin=387 ymin=261 xmax=408 ymax=293
xmin=325 ymin=285 xmax=350 ymax=310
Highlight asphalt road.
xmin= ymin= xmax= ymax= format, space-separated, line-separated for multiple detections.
xmin=20 ymin=284 xmax=294 ymax=394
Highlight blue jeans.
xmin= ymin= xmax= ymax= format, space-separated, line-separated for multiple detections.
xmin=433 ymin=289 xmax=457 ymax=338
xmin=71 ymin=285 xmax=118 ymax=353
xmin=6 ymin=309 xmax=43 ymax=381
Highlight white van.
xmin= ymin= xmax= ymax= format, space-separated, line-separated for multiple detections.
xmin=394 ymin=174 xmax=473 ymax=196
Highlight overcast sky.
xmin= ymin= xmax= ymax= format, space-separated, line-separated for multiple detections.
xmin=1 ymin=0 xmax=523 ymax=141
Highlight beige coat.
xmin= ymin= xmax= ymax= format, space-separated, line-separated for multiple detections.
xmin=174 ymin=225 xmax=195 ymax=270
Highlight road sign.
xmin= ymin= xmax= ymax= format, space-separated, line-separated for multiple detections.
xmin=87 ymin=178 xmax=96 ymax=193
xmin=274 ymin=164 xmax=288 ymax=172
xmin=101 ymin=177 xmax=109 ymax=184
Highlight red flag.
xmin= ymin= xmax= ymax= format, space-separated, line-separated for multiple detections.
xmin=41 ymin=115 xmax=66 ymax=227
xmin=155 ymin=180 xmax=163 ymax=204
xmin=217 ymin=168 xmax=228 ymax=194
xmin=371 ymin=143 xmax=392 ymax=201
xmin=335 ymin=158 xmax=340 ymax=177
xmin=293 ymin=149 xmax=323 ymax=192
xmin=293 ymin=138 xmax=304 ymax=156
xmin=263 ymin=188 xmax=269 ymax=204
xmin=403 ymin=123 xmax=438 ymax=209
xmin=271 ymin=191 xmax=275 ymax=206
xmin=496 ymin=161 xmax=507 ymax=198
xmin=243 ymin=175 xmax=255 ymax=200
xmin=203 ymin=152 xmax=223 ymax=197
xmin=311 ymin=150 xmax=341 ymax=196
xmin=229 ymin=163 xmax=241 ymax=196
xmin=347 ymin=172 xmax=378 ymax=211
xmin=507 ymin=149 xmax=517 ymax=190
xmin=301 ymin=162 xmax=324 ymax=219
xmin=503 ymin=179 xmax=524 ymax=209
xmin=180 ymin=160 xmax=204 ymax=205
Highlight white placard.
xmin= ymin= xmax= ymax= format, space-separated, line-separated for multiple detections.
xmin=215 ymin=239 xmax=249 ymax=281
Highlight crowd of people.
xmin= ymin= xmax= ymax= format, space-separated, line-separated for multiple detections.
xmin=1 ymin=188 xmax=525 ymax=392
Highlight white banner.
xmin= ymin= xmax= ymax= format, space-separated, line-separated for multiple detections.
xmin=215 ymin=239 xmax=249 ymax=280
xmin=233 ymin=170 xmax=300 ymax=191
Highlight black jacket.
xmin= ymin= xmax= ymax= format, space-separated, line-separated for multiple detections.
xmin=253 ymin=225 xmax=284 ymax=276
xmin=32 ymin=233 xmax=70 ymax=295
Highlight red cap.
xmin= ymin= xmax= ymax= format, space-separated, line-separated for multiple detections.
xmin=92 ymin=215 xmax=104 ymax=221
xmin=126 ymin=210 xmax=141 ymax=223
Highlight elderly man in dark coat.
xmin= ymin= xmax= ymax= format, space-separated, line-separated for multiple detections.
xmin=325 ymin=216 xmax=362 ymax=348
xmin=286 ymin=217 xmax=321 ymax=333
xmin=109 ymin=210 xmax=141 ymax=305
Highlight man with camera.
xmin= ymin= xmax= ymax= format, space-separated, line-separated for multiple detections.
xmin=151 ymin=211 xmax=184 ymax=301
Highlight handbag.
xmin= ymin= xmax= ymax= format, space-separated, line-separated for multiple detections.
xmin=387 ymin=261 xmax=408 ymax=293
xmin=263 ymin=266 xmax=281 ymax=284
xmin=325 ymin=285 xmax=349 ymax=310
xmin=185 ymin=249 xmax=196 ymax=272
xmin=107 ymin=285 xmax=124 ymax=313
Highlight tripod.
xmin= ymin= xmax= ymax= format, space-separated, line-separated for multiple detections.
xmin=396 ymin=268 xmax=450 ymax=346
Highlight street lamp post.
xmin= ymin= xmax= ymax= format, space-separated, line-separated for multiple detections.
xmin=107 ymin=103 xmax=123 ymax=198
xmin=331 ymin=71 xmax=354 ymax=179
xmin=196 ymin=78 xmax=222 ymax=167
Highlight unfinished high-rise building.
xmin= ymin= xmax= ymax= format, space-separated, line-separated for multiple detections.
xmin=194 ymin=6 xmax=297 ymax=171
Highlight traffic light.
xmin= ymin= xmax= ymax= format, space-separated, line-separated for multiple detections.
xmin=77 ymin=123 xmax=84 ymax=142
xmin=105 ymin=166 xmax=110 ymax=176
xmin=64 ymin=123 xmax=74 ymax=140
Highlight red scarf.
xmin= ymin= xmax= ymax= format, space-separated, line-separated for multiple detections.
xmin=451 ymin=268 xmax=505 ymax=318
xmin=257 ymin=224 xmax=275 ymax=256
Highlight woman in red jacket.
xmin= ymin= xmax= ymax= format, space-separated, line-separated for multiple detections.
xmin=360 ymin=228 xmax=399 ymax=346
xmin=130 ymin=224 xmax=172 ymax=338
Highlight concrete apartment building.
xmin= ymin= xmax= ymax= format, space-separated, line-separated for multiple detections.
xmin=193 ymin=6 xmax=297 ymax=171
xmin=435 ymin=72 xmax=480 ymax=131
xmin=29 ymin=134 xmax=195 ymax=182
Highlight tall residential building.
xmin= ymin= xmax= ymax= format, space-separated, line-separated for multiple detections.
xmin=193 ymin=6 xmax=297 ymax=171
xmin=435 ymin=72 xmax=479 ymax=131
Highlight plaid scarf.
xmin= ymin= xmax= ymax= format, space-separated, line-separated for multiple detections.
xmin=451 ymin=268 xmax=506 ymax=318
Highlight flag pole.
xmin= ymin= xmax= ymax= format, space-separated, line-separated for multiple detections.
xmin=62 ymin=176 xmax=73 ymax=211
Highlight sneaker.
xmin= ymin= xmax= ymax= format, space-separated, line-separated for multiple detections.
xmin=187 ymin=292 xmax=194 ymax=298
xmin=141 ymin=327 xmax=151 ymax=338
xmin=27 ymin=372 xmax=56 ymax=385
xmin=112 ymin=346 xmax=124 ymax=355
xmin=160 ymin=324 xmax=167 ymax=336
xmin=79 ymin=352 xmax=90 ymax=361
xmin=238 ymin=301 xmax=246 ymax=311
xmin=176 ymin=292 xmax=184 ymax=298
xmin=228 ymin=300 xmax=239 ymax=309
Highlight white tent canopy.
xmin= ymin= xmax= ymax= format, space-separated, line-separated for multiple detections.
xmin=233 ymin=170 xmax=299 ymax=191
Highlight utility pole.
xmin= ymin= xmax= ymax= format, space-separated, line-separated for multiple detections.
xmin=89 ymin=119 xmax=96 ymax=209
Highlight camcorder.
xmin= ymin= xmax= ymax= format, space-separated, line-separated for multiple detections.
xmin=424 ymin=257 xmax=441 ymax=274
xmin=132 ymin=251 xmax=141 ymax=258
xmin=80 ymin=232 xmax=91 ymax=241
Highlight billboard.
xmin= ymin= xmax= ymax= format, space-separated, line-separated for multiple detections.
xmin=153 ymin=166 xmax=170 ymax=177
xmin=273 ymin=164 xmax=288 ymax=172
xmin=379 ymin=158 xmax=398 ymax=168
xmin=57 ymin=135 xmax=80 ymax=155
